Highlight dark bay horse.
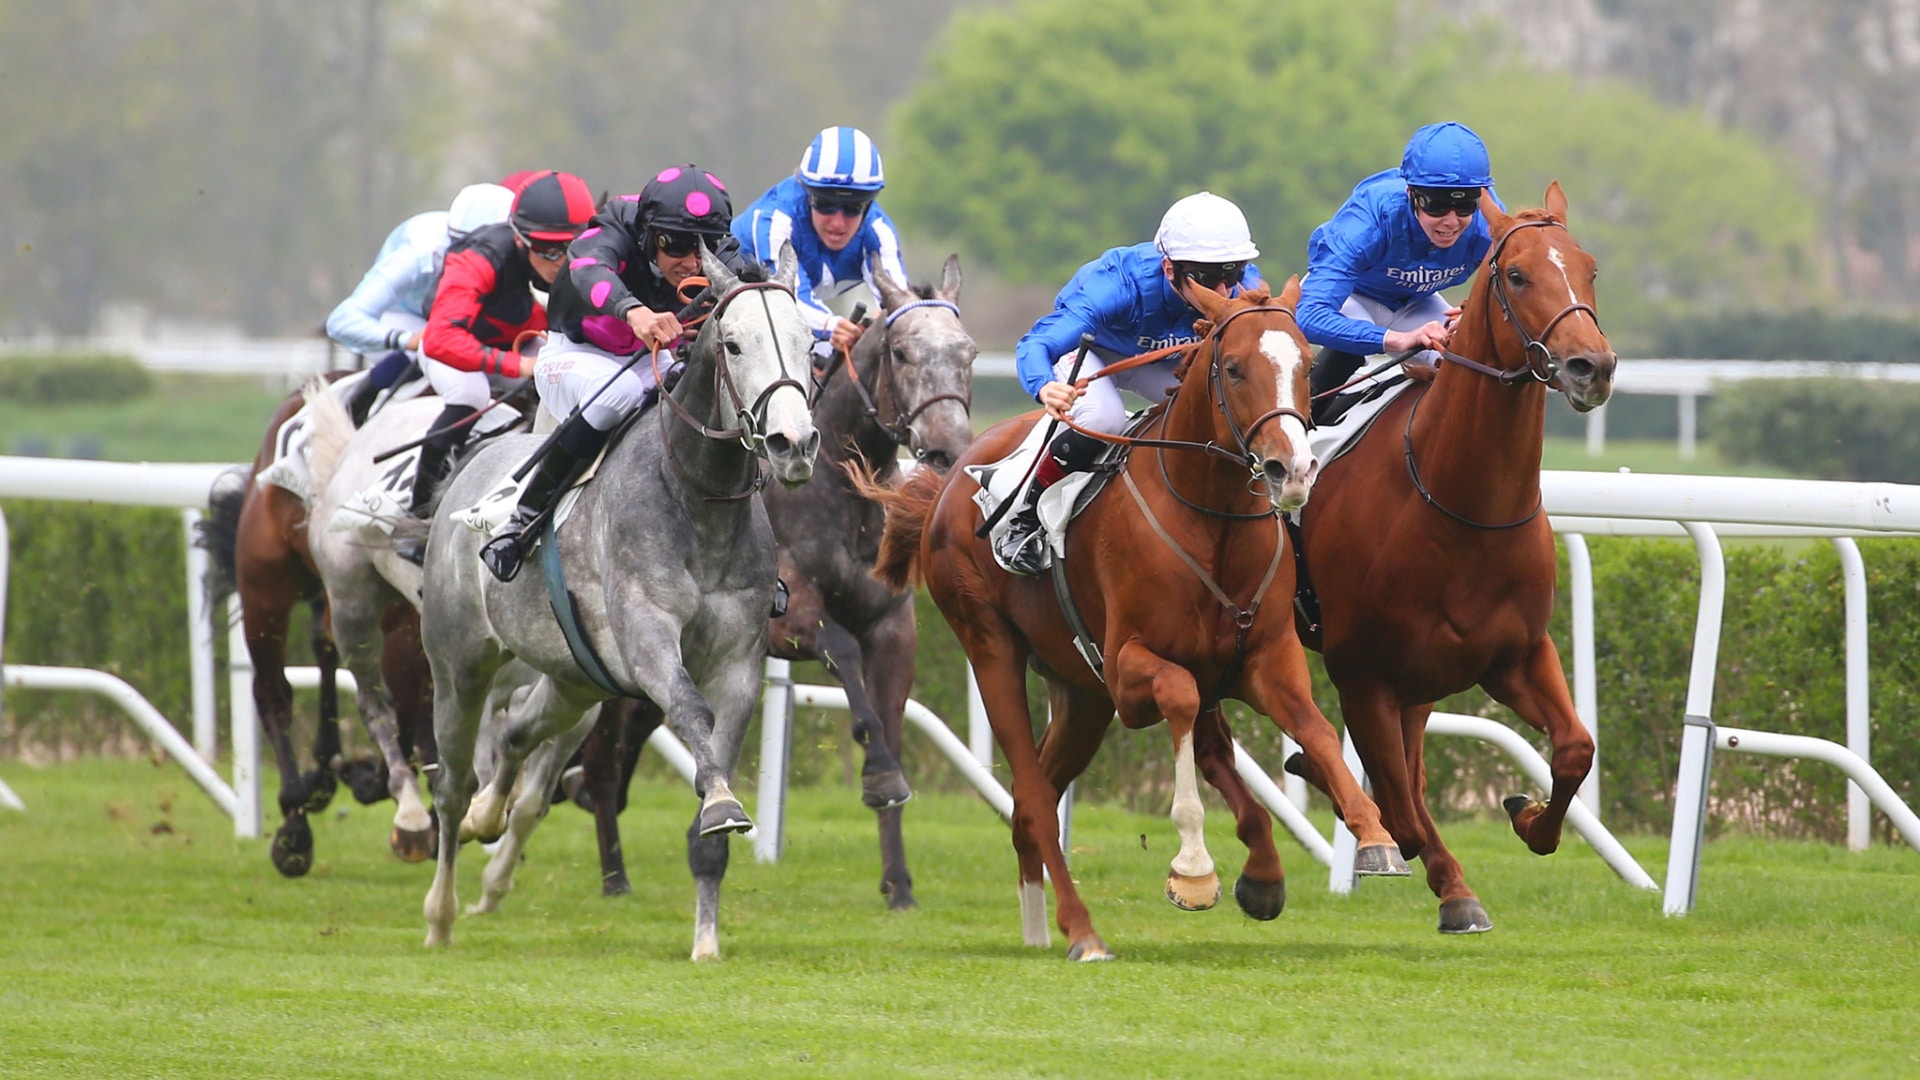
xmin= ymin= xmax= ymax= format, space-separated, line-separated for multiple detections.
xmin=863 ymin=279 xmax=1404 ymax=960
xmin=535 ymin=257 xmax=976 ymax=908
xmin=1293 ymin=183 xmax=1616 ymax=933
xmin=198 ymin=381 xmax=435 ymax=876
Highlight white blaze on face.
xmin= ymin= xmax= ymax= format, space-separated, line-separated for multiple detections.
xmin=1547 ymin=245 xmax=1581 ymax=307
xmin=1258 ymin=329 xmax=1315 ymax=478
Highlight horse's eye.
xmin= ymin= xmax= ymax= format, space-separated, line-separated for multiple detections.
xmin=892 ymin=347 xmax=909 ymax=366
xmin=723 ymin=339 xmax=742 ymax=355
xmin=1225 ymin=362 xmax=1243 ymax=381
xmin=1506 ymin=267 xmax=1525 ymax=287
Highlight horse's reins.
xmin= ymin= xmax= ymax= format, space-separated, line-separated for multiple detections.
xmin=654 ymin=279 xmax=810 ymax=501
xmin=816 ymin=298 xmax=972 ymax=449
xmin=1402 ymin=216 xmax=1601 ymax=529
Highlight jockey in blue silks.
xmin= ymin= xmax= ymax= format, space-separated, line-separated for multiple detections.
xmin=997 ymin=192 xmax=1265 ymax=575
xmin=325 ymin=182 xmax=515 ymax=426
xmin=1300 ymin=121 xmax=1504 ymax=424
xmin=731 ymin=125 xmax=911 ymax=363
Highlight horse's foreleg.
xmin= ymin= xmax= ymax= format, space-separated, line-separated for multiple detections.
xmin=1240 ymin=646 xmax=1406 ymax=874
xmin=1482 ymin=635 xmax=1593 ymax=857
xmin=471 ymin=707 xmax=597 ymax=915
xmin=334 ymin=595 xmax=433 ymax=863
xmin=381 ymin=604 xmax=437 ymax=771
xmin=816 ymin=618 xmax=911 ymax=810
xmin=1399 ymin=705 xmax=1490 ymax=933
xmin=465 ymin=676 xmax=596 ymax=844
xmin=423 ymin=668 xmax=485 ymax=948
xmin=1111 ymin=641 xmax=1220 ymax=912
xmin=303 ymin=596 xmax=341 ymax=814
xmin=584 ymin=698 xmax=661 ymax=897
xmin=1190 ymin=706 xmax=1285 ymax=920
xmin=861 ymin=608 xmax=919 ymax=909
xmin=241 ymin=584 xmax=315 ymax=877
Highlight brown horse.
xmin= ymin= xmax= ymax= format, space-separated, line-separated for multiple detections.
xmin=1292 ymin=182 xmax=1616 ymax=933
xmin=863 ymin=279 xmax=1404 ymax=960
xmin=198 ymin=382 xmax=436 ymax=876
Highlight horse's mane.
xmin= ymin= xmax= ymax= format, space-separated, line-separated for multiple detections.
xmin=908 ymin=282 xmax=936 ymax=300
xmin=736 ymin=260 xmax=769 ymax=284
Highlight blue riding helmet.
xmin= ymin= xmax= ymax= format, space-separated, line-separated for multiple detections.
xmin=1399 ymin=122 xmax=1494 ymax=189
xmin=798 ymin=125 xmax=886 ymax=194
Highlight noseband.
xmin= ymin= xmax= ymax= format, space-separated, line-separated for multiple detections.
xmin=817 ymin=298 xmax=972 ymax=449
xmin=656 ymin=278 xmax=810 ymax=500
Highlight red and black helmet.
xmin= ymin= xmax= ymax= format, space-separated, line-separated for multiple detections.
xmin=510 ymin=170 xmax=594 ymax=241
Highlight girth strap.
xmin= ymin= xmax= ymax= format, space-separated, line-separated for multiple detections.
xmin=1050 ymin=556 xmax=1106 ymax=683
xmin=540 ymin=514 xmax=628 ymax=698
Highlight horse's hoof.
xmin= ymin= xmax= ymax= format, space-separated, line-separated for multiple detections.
xmin=300 ymin=767 xmax=338 ymax=813
xmin=271 ymin=814 xmax=314 ymax=878
xmin=1233 ymin=873 xmax=1286 ymax=921
xmin=882 ymin=878 xmax=918 ymax=911
xmin=390 ymin=825 xmax=434 ymax=863
xmin=1354 ymin=843 xmax=1412 ymax=877
xmin=1164 ymin=871 xmax=1222 ymax=911
xmin=860 ymin=769 xmax=913 ymax=810
xmin=1282 ymin=751 xmax=1307 ymax=778
xmin=560 ymin=765 xmax=590 ymax=810
xmin=1438 ymin=896 xmax=1493 ymax=934
xmin=697 ymin=797 xmax=753 ymax=837
xmin=338 ymin=759 xmax=388 ymax=805
xmin=1066 ymin=936 xmax=1114 ymax=962
xmin=1503 ymin=793 xmax=1536 ymax=820
xmin=601 ymin=875 xmax=632 ymax=898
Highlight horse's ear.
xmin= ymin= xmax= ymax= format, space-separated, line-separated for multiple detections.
xmin=1543 ymin=180 xmax=1569 ymax=224
xmin=1478 ymin=189 xmax=1513 ymax=235
xmin=938 ymin=253 xmax=962 ymax=302
xmin=1184 ymin=278 xmax=1231 ymax=322
xmin=773 ymin=240 xmax=800 ymax=291
xmin=1242 ymin=281 xmax=1272 ymax=304
xmin=1277 ymin=274 xmax=1302 ymax=309
xmin=701 ymin=241 xmax=741 ymax=293
xmin=868 ymin=252 xmax=910 ymax=310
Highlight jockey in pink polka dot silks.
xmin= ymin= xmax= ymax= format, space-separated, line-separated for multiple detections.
xmin=476 ymin=164 xmax=757 ymax=582
xmin=731 ymin=126 xmax=910 ymax=363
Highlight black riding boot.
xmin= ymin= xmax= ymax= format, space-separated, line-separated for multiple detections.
xmin=393 ymin=404 xmax=476 ymax=565
xmin=479 ymin=414 xmax=611 ymax=583
xmin=1308 ymin=348 xmax=1365 ymax=425
xmin=996 ymin=428 xmax=1101 ymax=576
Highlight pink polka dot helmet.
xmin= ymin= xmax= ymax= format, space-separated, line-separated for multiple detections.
xmin=638 ymin=164 xmax=733 ymax=257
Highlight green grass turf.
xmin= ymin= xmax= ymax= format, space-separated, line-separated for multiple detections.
xmin=0 ymin=374 xmax=288 ymax=463
xmin=2 ymin=760 xmax=1916 ymax=1078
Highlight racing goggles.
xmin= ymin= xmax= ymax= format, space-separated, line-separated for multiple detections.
xmin=655 ymin=230 xmax=714 ymax=258
xmin=513 ymin=226 xmax=572 ymax=261
xmin=809 ymin=193 xmax=872 ymax=220
xmin=1410 ymin=187 xmax=1482 ymax=219
xmin=1177 ymin=261 xmax=1247 ymax=290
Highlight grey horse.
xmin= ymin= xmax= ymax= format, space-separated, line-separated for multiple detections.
xmin=419 ymin=245 xmax=818 ymax=959
xmin=474 ymin=255 xmax=978 ymax=911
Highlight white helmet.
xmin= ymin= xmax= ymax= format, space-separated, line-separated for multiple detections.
xmin=1154 ymin=192 xmax=1258 ymax=263
xmin=446 ymin=182 xmax=516 ymax=241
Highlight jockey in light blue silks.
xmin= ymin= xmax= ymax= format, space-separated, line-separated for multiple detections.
xmin=731 ymin=125 xmax=910 ymax=363
xmin=998 ymin=192 xmax=1265 ymax=574
xmin=1300 ymin=121 xmax=1504 ymax=424
xmin=324 ymin=182 xmax=516 ymax=426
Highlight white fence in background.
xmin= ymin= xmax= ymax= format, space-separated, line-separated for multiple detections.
xmin=3 ymin=455 xmax=1917 ymax=917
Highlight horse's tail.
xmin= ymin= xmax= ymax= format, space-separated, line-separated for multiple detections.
xmin=845 ymin=459 xmax=945 ymax=592
xmin=194 ymin=466 xmax=252 ymax=608
xmin=302 ymin=377 xmax=354 ymax=499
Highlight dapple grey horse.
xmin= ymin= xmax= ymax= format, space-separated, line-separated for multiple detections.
xmin=418 ymin=246 xmax=818 ymax=959
xmin=472 ymin=254 xmax=978 ymax=912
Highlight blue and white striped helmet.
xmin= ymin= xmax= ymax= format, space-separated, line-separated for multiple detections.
xmin=798 ymin=126 xmax=886 ymax=194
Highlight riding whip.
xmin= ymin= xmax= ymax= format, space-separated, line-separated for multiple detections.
xmin=975 ymin=332 xmax=1094 ymax=538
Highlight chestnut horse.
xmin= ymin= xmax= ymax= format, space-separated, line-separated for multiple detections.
xmin=198 ymin=382 xmax=436 ymax=876
xmin=865 ymin=279 xmax=1404 ymax=960
xmin=1293 ymin=183 xmax=1616 ymax=933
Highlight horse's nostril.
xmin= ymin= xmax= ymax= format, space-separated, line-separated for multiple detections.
xmin=765 ymin=432 xmax=791 ymax=456
xmin=1262 ymin=458 xmax=1287 ymax=478
xmin=1566 ymin=356 xmax=1595 ymax=380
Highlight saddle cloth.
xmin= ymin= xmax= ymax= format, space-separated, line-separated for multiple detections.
xmin=966 ymin=411 xmax=1145 ymax=575
xmin=324 ymin=401 xmax=524 ymax=539
xmin=1307 ymin=359 xmax=1420 ymax=471
xmin=449 ymin=389 xmax=659 ymax=542
xmin=258 ymin=371 xmax=442 ymax=502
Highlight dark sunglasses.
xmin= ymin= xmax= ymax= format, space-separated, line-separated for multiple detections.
xmin=1181 ymin=262 xmax=1246 ymax=290
xmin=514 ymin=227 xmax=571 ymax=261
xmin=655 ymin=230 xmax=709 ymax=258
xmin=1411 ymin=188 xmax=1481 ymax=219
xmin=811 ymin=195 xmax=871 ymax=220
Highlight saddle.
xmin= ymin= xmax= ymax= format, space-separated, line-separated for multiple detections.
xmin=1308 ymin=359 xmax=1419 ymax=470
xmin=967 ymin=409 xmax=1152 ymax=576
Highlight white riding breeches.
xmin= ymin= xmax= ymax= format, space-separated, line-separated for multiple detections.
xmin=1052 ymin=351 xmax=1181 ymax=435
xmin=422 ymin=355 xmax=492 ymax=410
xmin=1343 ymin=292 xmax=1453 ymax=357
xmin=534 ymin=333 xmax=678 ymax=432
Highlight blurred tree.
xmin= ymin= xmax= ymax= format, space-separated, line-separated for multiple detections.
xmin=886 ymin=0 xmax=1825 ymax=337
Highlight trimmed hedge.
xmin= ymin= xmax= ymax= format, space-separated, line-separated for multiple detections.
xmin=1643 ymin=309 xmax=1920 ymax=363
xmin=6 ymin=499 xmax=1918 ymax=843
xmin=0 ymin=353 xmax=153 ymax=406
xmin=1710 ymin=378 xmax=1920 ymax=483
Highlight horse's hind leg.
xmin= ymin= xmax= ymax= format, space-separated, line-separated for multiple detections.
xmin=860 ymin=607 xmax=920 ymax=909
xmin=237 ymin=567 xmax=316 ymax=877
xmin=471 ymin=706 xmax=598 ymax=915
xmin=1110 ymin=642 xmax=1221 ymax=912
xmin=382 ymin=605 xmax=438 ymax=772
xmin=1395 ymin=705 xmax=1490 ymax=932
xmin=583 ymin=697 xmax=661 ymax=897
xmin=1482 ymin=636 xmax=1594 ymax=857
xmin=301 ymin=597 xmax=341 ymax=813
xmin=1191 ymin=706 xmax=1285 ymax=921
xmin=331 ymin=585 xmax=433 ymax=862
xmin=423 ymin=659 xmax=491 ymax=947
xmin=816 ymin=618 xmax=912 ymax=810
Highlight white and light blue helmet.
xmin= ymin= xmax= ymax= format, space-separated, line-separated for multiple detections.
xmin=798 ymin=126 xmax=886 ymax=194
